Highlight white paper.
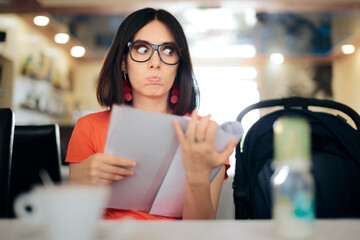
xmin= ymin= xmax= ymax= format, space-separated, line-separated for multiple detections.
xmin=104 ymin=105 xmax=243 ymax=217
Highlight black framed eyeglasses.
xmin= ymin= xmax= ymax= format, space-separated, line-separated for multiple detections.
xmin=127 ymin=41 xmax=180 ymax=65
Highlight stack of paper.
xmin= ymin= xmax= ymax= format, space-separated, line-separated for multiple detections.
xmin=104 ymin=105 xmax=243 ymax=218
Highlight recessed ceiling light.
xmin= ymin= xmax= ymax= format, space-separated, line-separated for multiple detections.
xmin=341 ymin=44 xmax=355 ymax=54
xmin=70 ymin=46 xmax=86 ymax=58
xmin=54 ymin=33 xmax=70 ymax=44
xmin=33 ymin=16 xmax=49 ymax=26
xmin=270 ymin=53 xmax=284 ymax=64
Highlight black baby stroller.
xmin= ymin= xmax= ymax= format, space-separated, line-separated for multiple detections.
xmin=233 ymin=97 xmax=360 ymax=219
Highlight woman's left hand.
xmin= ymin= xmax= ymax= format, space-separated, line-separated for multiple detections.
xmin=173 ymin=110 xmax=238 ymax=183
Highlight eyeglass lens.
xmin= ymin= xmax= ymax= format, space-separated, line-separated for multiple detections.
xmin=130 ymin=42 xmax=179 ymax=65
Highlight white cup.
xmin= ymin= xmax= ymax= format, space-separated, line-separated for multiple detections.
xmin=14 ymin=184 xmax=110 ymax=240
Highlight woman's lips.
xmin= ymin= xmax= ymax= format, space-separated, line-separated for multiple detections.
xmin=147 ymin=77 xmax=160 ymax=82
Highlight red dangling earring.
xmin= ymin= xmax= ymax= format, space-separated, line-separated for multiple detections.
xmin=170 ymin=83 xmax=179 ymax=104
xmin=123 ymin=68 xmax=132 ymax=102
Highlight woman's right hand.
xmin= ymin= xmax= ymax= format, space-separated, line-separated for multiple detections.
xmin=69 ymin=153 xmax=137 ymax=185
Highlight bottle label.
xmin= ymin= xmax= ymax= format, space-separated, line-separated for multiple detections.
xmin=273 ymin=190 xmax=314 ymax=238
xmin=293 ymin=191 xmax=315 ymax=223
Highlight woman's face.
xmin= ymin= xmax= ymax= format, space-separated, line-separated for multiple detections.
xmin=125 ymin=20 xmax=178 ymax=103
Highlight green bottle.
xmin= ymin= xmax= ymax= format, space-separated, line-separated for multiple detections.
xmin=271 ymin=117 xmax=315 ymax=238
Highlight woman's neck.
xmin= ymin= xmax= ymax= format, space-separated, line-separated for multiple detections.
xmin=132 ymin=96 xmax=171 ymax=114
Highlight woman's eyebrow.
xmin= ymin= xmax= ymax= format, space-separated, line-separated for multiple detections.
xmin=162 ymin=41 xmax=177 ymax=45
xmin=133 ymin=39 xmax=149 ymax=44
xmin=133 ymin=39 xmax=176 ymax=45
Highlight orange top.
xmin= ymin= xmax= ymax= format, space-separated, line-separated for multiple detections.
xmin=66 ymin=110 xmax=230 ymax=220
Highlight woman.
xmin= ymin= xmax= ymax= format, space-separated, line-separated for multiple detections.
xmin=66 ymin=8 xmax=238 ymax=220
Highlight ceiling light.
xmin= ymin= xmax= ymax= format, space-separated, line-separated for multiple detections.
xmin=54 ymin=33 xmax=70 ymax=44
xmin=270 ymin=53 xmax=284 ymax=64
xmin=341 ymin=44 xmax=355 ymax=54
xmin=70 ymin=46 xmax=86 ymax=58
xmin=33 ymin=16 xmax=49 ymax=26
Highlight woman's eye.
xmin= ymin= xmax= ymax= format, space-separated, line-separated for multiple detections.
xmin=135 ymin=45 xmax=149 ymax=54
xmin=162 ymin=46 xmax=176 ymax=56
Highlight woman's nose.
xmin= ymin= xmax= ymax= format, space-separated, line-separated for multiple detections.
xmin=148 ymin=49 xmax=161 ymax=69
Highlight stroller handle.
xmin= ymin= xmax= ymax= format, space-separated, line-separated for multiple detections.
xmin=236 ymin=97 xmax=360 ymax=131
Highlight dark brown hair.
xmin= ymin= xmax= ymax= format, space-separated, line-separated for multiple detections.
xmin=96 ymin=8 xmax=199 ymax=115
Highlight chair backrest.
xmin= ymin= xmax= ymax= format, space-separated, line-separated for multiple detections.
xmin=0 ymin=108 xmax=15 ymax=218
xmin=233 ymin=97 xmax=360 ymax=219
xmin=8 ymin=124 xmax=62 ymax=218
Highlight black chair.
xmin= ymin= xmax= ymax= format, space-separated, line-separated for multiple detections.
xmin=0 ymin=108 xmax=15 ymax=218
xmin=8 ymin=124 xmax=62 ymax=218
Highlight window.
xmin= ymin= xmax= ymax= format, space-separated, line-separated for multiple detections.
xmin=194 ymin=66 xmax=260 ymax=176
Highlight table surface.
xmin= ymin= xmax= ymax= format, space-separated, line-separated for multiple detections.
xmin=0 ymin=219 xmax=359 ymax=240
